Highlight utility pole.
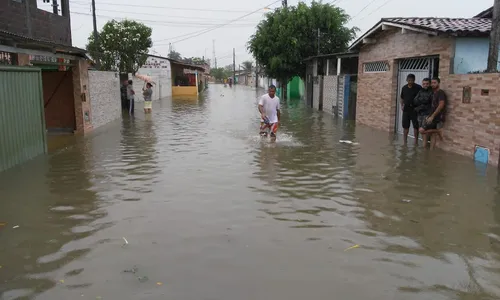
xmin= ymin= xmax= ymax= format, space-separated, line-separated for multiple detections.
xmin=91 ymin=0 xmax=100 ymax=70
xmin=317 ymin=28 xmax=321 ymax=55
xmin=233 ymin=48 xmax=236 ymax=84
xmin=212 ymin=40 xmax=216 ymax=69
xmin=487 ymin=0 xmax=500 ymax=72
xmin=52 ymin=0 xmax=59 ymax=14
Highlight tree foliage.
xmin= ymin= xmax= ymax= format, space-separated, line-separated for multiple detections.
xmin=168 ymin=50 xmax=182 ymax=61
xmin=242 ymin=60 xmax=254 ymax=72
xmin=87 ymin=20 xmax=152 ymax=73
xmin=210 ymin=67 xmax=231 ymax=81
xmin=248 ymin=1 xmax=357 ymax=81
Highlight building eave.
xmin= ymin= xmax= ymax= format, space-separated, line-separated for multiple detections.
xmin=348 ymin=20 xmax=438 ymax=51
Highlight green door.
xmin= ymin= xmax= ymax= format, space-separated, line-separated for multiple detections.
xmin=0 ymin=66 xmax=47 ymax=172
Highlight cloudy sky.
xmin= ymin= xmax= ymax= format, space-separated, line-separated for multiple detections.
xmin=38 ymin=0 xmax=493 ymax=68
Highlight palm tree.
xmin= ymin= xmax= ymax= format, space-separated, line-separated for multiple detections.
xmin=242 ymin=61 xmax=253 ymax=85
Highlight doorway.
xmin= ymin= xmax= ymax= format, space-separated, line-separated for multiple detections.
xmin=396 ymin=57 xmax=438 ymax=136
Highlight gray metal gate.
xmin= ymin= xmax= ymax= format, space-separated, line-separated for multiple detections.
xmin=396 ymin=57 xmax=436 ymax=136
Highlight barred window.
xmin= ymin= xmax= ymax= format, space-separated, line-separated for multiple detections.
xmin=363 ymin=61 xmax=389 ymax=73
xmin=0 ymin=52 xmax=14 ymax=65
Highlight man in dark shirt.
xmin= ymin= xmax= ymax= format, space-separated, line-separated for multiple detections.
xmin=422 ymin=77 xmax=446 ymax=149
xmin=400 ymin=74 xmax=421 ymax=145
xmin=413 ymin=78 xmax=433 ymax=148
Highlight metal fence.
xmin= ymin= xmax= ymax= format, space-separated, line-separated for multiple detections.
xmin=0 ymin=66 xmax=46 ymax=172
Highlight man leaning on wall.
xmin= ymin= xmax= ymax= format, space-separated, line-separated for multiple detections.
xmin=421 ymin=77 xmax=446 ymax=149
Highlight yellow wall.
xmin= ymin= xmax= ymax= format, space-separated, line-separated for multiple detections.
xmin=172 ymin=86 xmax=198 ymax=97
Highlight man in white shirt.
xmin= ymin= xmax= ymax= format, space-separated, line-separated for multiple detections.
xmin=258 ymin=85 xmax=280 ymax=140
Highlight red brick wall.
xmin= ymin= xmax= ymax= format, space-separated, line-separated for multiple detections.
xmin=441 ymin=74 xmax=500 ymax=165
xmin=0 ymin=0 xmax=71 ymax=45
xmin=72 ymin=59 xmax=93 ymax=134
xmin=357 ymin=28 xmax=454 ymax=132
xmin=42 ymin=71 xmax=76 ymax=130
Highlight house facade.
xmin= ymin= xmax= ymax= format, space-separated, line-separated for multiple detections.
xmin=136 ymin=55 xmax=173 ymax=100
xmin=0 ymin=0 xmax=94 ymax=172
xmin=350 ymin=9 xmax=500 ymax=165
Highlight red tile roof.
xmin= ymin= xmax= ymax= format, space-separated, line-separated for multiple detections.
xmin=383 ymin=17 xmax=491 ymax=36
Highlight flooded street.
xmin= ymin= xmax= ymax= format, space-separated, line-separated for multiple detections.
xmin=2 ymin=84 xmax=500 ymax=300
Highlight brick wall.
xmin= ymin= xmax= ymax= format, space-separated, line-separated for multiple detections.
xmin=42 ymin=70 xmax=76 ymax=130
xmin=441 ymin=73 xmax=500 ymax=165
xmin=0 ymin=0 xmax=71 ymax=45
xmin=357 ymin=28 xmax=454 ymax=131
xmin=72 ymin=59 xmax=92 ymax=134
xmin=89 ymin=71 xmax=121 ymax=130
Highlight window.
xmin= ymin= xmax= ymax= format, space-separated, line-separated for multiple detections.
xmin=363 ymin=61 xmax=389 ymax=73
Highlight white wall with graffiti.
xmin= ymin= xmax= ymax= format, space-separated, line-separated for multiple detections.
xmin=136 ymin=55 xmax=172 ymax=101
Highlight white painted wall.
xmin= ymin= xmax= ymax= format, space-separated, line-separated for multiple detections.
xmin=136 ymin=56 xmax=172 ymax=100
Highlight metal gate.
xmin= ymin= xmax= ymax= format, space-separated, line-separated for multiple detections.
xmin=396 ymin=57 xmax=437 ymax=135
xmin=0 ymin=67 xmax=47 ymax=172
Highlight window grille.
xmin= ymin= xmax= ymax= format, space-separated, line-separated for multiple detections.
xmin=363 ymin=61 xmax=389 ymax=73
xmin=399 ymin=58 xmax=430 ymax=70
xmin=0 ymin=52 xmax=13 ymax=65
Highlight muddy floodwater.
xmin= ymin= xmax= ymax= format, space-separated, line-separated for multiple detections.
xmin=1 ymin=85 xmax=500 ymax=300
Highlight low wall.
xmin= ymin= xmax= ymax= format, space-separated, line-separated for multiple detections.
xmin=88 ymin=71 xmax=120 ymax=129
xmin=441 ymin=73 xmax=500 ymax=165
xmin=323 ymin=75 xmax=338 ymax=114
xmin=172 ymin=86 xmax=198 ymax=97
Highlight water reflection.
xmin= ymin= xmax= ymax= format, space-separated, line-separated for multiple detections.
xmin=0 ymin=136 xmax=102 ymax=299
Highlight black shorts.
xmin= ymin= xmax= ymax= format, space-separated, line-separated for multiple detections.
xmin=402 ymin=110 xmax=418 ymax=129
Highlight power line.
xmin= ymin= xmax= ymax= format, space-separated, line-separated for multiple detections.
xmin=71 ymin=6 xmax=265 ymax=22
xmin=359 ymin=0 xmax=395 ymax=20
xmin=350 ymin=0 xmax=380 ymax=21
xmin=71 ymin=11 xmax=259 ymax=28
xmin=153 ymin=0 xmax=281 ymax=45
xmin=69 ymin=0 xmax=272 ymax=13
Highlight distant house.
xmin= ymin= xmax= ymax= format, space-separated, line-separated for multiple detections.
xmin=350 ymin=6 xmax=500 ymax=165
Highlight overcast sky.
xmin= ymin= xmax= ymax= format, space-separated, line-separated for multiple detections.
xmin=38 ymin=0 xmax=493 ymax=68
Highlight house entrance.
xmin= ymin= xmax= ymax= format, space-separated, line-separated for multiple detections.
xmin=396 ymin=57 xmax=439 ymax=136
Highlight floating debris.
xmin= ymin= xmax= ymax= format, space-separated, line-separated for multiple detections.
xmin=339 ymin=140 xmax=359 ymax=145
xmin=156 ymin=282 xmax=163 ymax=286
xmin=122 ymin=237 xmax=129 ymax=245
xmin=12 ymin=225 xmax=19 ymax=229
xmin=123 ymin=266 xmax=138 ymax=274
xmin=59 ymin=279 xmax=65 ymax=284
xmin=401 ymin=199 xmax=412 ymax=203
xmin=344 ymin=244 xmax=360 ymax=251
xmin=137 ymin=276 xmax=149 ymax=283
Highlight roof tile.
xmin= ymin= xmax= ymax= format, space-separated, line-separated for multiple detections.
xmin=383 ymin=18 xmax=491 ymax=35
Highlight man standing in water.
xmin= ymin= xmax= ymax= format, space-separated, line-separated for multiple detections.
xmin=413 ymin=78 xmax=433 ymax=147
xmin=400 ymin=74 xmax=421 ymax=145
xmin=258 ymin=85 xmax=280 ymax=141
xmin=126 ymin=80 xmax=135 ymax=115
xmin=423 ymin=77 xmax=446 ymax=149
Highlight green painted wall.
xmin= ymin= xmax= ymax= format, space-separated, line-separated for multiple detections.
xmin=0 ymin=67 xmax=47 ymax=172
xmin=287 ymin=76 xmax=305 ymax=99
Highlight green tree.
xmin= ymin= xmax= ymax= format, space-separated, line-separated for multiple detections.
xmin=86 ymin=20 xmax=152 ymax=73
xmin=168 ymin=50 xmax=182 ymax=61
xmin=210 ymin=67 xmax=230 ymax=81
xmin=248 ymin=1 xmax=357 ymax=83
